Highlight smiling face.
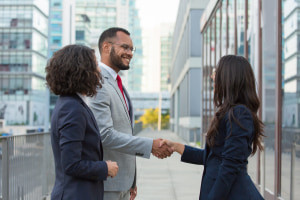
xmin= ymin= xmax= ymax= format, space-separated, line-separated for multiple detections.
xmin=109 ymin=31 xmax=133 ymax=71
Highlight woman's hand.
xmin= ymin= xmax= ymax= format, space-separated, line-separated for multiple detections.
xmin=106 ymin=160 xmax=119 ymax=178
xmin=159 ymin=139 xmax=185 ymax=155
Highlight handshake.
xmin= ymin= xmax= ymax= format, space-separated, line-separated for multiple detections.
xmin=105 ymin=138 xmax=185 ymax=178
xmin=151 ymin=138 xmax=184 ymax=159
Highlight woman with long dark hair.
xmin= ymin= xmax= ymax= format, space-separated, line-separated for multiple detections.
xmin=162 ymin=55 xmax=264 ymax=200
xmin=46 ymin=44 xmax=119 ymax=200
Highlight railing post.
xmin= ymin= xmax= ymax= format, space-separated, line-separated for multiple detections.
xmin=290 ymin=142 xmax=295 ymax=200
xmin=42 ymin=133 xmax=49 ymax=197
xmin=2 ymin=137 xmax=9 ymax=200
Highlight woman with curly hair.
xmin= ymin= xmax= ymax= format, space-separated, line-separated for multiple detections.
xmin=161 ymin=55 xmax=264 ymax=200
xmin=46 ymin=44 xmax=119 ymax=200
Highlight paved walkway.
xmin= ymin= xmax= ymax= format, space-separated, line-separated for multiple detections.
xmin=135 ymin=130 xmax=203 ymax=200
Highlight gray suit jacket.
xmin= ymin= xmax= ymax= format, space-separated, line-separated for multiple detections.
xmin=87 ymin=66 xmax=153 ymax=192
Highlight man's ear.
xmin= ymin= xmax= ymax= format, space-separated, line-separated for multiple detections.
xmin=102 ymin=41 xmax=111 ymax=54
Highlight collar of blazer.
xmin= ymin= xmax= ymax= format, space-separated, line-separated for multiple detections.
xmin=73 ymin=94 xmax=100 ymax=132
xmin=100 ymin=66 xmax=132 ymax=125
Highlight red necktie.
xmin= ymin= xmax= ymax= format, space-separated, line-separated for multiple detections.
xmin=116 ymin=75 xmax=128 ymax=111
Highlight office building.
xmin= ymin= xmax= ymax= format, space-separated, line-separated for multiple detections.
xmin=75 ymin=14 xmax=91 ymax=46
xmin=49 ymin=0 xmax=75 ymax=117
xmin=49 ymin=0 xmax=75 ymax=56
xmin=130 ymin=91 xmax=170 ymax=120
xmin=160 ymin=23 xmax=173 ymax=92
xmin=170 ymin=0 xmax=209 ymax=142
xmin=126 ymin=0 xmax=143 ymax=91
xmin=0 ymin=0 xmax=49 ymax=130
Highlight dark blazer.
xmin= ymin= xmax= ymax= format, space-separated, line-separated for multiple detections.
xmin=181 ymin=105 xmax=264 ymax=200
xmin=50 ymin=94 xmax=108 ymax=200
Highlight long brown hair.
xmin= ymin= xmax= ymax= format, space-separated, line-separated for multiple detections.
xmin=206 ymin=55 xmax=264 ymax=155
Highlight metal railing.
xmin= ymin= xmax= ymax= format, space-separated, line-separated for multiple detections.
xmin=0 ymin=133 xmax=54 ymax=200
xmin=290 ymin=142 xmax=300 ymax=200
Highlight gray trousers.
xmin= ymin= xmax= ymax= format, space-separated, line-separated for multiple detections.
xmin=103 ymin=190 xmax=130 ymax=200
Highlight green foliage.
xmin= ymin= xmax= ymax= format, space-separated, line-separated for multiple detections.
xmin=138 ymin=108 xmax=170 ymax=130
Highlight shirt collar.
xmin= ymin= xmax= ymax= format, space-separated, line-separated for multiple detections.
xmin=99 ymin=62 xmax=118 ymax=81
xmin=76 ymin=93 xmax=86 ymax=103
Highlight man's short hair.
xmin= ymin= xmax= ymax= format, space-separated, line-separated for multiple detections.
xmin=98 ymin=27 xmax=130 ymax=54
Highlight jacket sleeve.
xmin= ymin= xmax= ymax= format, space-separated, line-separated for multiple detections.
xmin=181 ymin=145 xmax=205 ymax=165
xmin=58 ymin=104 xmax=108 ymax=181
xmin=87 ymin=86 xmax=153 ymax=158
xmin=208 ymin=106 xmax=254 ymax=200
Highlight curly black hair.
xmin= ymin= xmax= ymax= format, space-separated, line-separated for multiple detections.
xmin=46 ymin=44 xmax=102 ymax=97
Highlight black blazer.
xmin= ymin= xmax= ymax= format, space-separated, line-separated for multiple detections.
xmin=181 ymin=105 xmax=264 ymax=200
xmin=50 ymin=94 xmax=108 ymax=200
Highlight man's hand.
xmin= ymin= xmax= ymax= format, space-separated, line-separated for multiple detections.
xmin=130 ymin=186 xmax=137 ymax=200
xmin=106 ymin=160 xmax=119 ymax=178
xmin=152 ymin=138 xmax=173 ymax=159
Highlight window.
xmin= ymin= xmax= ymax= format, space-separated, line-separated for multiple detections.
xmin=76 ymin=30 xmax=85 ymax=40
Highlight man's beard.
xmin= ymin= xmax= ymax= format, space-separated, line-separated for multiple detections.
xmin=110 ymin=47 xmax=130 ymax=70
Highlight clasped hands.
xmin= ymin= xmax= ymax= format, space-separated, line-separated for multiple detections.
xmin=152 ymin=138 xmax=183 ymax=159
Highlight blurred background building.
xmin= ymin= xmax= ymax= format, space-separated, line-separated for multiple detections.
xmin=199 ymin=0 xmax=300 ymax=199
xmin=75 ymin=14 xmax=91 ymax=46
xmin=0 ymin=0 xmax=300 ymax=199
xmin=75 ymin=0 xmax=143 ymax=92
xmin=170 ymin=0 xmax=208 ymax=142
xmin=49 ymin=0 xmax=75 ymax=117
xmin=130 ymin=91 xmax=170 ymax=120
xmin=0 ymin=0 xmax=49 ymax=133
xmin=160 ymin=23 xmax=173 ymax=92
xmin=49 ymin=0 xmax=75 ymax=57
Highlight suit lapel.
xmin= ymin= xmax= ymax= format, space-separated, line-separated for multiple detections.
xmin=74 ymin=94 xmax=103 ymax=158
xmin=75 ymin=94 xmax=99 ymax=132
xmin=83 ymin=102 xmax=99 ymax=131
xmin=101 ymin=67 xmax=131 ymax=124
xmin=123 ymin=87 xmax=134 ymax=127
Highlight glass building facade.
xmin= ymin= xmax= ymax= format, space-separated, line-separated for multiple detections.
xmin=75 ymin=0 xmax=118 ymax=48
xmin=201 ymin=0 xmax=300 ymax=199
xmin=49 ymin=0 xmax=75 ymax=56
xmin=126 ymin=0 xmax=143 ymax=91
xmin=49 ymin=0 xmax=63 ymax=56
xmin=49 ymin=0 xmax=75 ymax=117
xmin=0 ymin=0 xmax=49 ymax=127
xmin=75 ymin=14 xmax=91 ymax=46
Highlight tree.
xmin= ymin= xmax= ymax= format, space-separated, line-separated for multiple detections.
xmin=138 ymin=108 xmax=169 ymax=130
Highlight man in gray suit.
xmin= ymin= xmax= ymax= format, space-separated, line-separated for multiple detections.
xmin=88 ymin=27 xmax=172 ymax=200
